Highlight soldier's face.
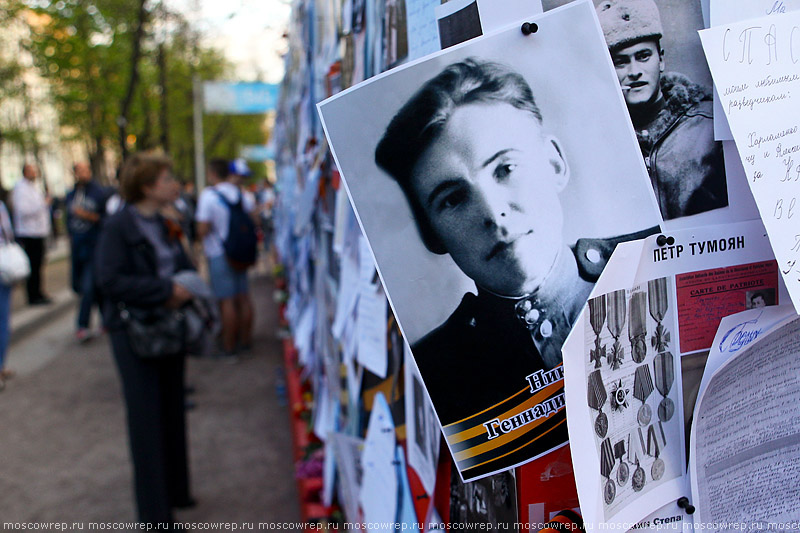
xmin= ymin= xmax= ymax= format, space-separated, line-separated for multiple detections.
xmin=612 ymin=40 xmax=664 ymax=108
xmin=409 ymin=102 xmax=569 ymax=297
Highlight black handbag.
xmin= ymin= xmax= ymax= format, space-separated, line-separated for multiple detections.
xmin=118 ymin=303 xmax=187 ymax=359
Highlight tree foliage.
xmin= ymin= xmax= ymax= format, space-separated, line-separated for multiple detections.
xmin=21 ymin=0 xmax=268 ymax=182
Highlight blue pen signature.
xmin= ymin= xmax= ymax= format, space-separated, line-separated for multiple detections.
xmin=718 ymin=312 xmax=764 ymax=353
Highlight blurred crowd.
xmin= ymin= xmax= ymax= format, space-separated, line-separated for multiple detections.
xmin=0 ymin=153 xmax=276 ymax=525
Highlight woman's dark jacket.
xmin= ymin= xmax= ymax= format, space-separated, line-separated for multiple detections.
xmin=95 ymin=204 xmax=194 ymax=331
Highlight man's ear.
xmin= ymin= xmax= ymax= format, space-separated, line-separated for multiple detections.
xmin=659 ymin=48 xmax=665 ymax=73
xmin=546 ymin=135 xmax=569 ymax=192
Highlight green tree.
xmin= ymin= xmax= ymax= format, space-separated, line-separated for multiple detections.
xmin=23 ymin=0 xmax=268 ymax=183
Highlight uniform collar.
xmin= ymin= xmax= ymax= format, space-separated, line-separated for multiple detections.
xmin=474 ymin=246 xmax=594 ymax=368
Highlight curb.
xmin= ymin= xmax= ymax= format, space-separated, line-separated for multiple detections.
xmin=9 ymin=290 xmax=76 ymax=345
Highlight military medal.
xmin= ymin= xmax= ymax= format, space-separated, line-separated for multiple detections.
xmin=614 ymin=438 xmax=629 ymax=485
xmin=588 ymin=370 xmax=608 ymax=438
xmin=631 ymin=456 xmax=646 ymax=492
xmin=628 ymin=291 xmax=648 ymax=363
xmin=633 ymin=365 xmax=654 ymax=426
xmin=648 ymin=278 xmax=670 ymax=353
xmin=588 ymin=294 xmax=607 ymax=369
xmin=601 ymin=438 xmax=616 ymax=505
xmin=647 ymin=424 xmax=666 ymax=481
xmin=609 ymin=379 xmax=629 ymax=412
xmin=653 ymin=351 xmax=675 ymax=422
xmin=606 ymin=290 xmax=627 ymax=370
xmin=514 ymin=297 xmax=563 ymax=369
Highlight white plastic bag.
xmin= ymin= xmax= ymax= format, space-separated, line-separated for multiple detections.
xmin=0 ymin=242 xmax=31 ymax=284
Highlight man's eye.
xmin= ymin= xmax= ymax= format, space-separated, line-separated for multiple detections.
xmin=634 ymin=51 xmax=652 ymax=61
xmin=612 ymin=57 xmax=628 ymax=67
xmin=494 ymin=163 xmax=516 ymax=181
xmin=438 ymin=188 xmax=467 ymax=210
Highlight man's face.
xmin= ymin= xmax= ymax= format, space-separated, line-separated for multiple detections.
xmin=409 ymin=102 xmax=568 ymax=297
xmin=752 ymin=295 xmax=766 ymax=308
xmin=74 ymin=162 xmax=92 ymax=184
xmin=612 ymin=40 xmax=664 ymax=108
xmin=23 ymin=164 xmax=39 ymax=181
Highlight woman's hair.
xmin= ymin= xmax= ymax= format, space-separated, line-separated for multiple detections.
xmin=375 ymin=58 xmax=542 ymax=254
xmin=119 ymin=153 xmax=173 ymax=203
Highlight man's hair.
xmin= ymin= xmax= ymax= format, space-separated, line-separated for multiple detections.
xmin=751 ymin=292 xmax=766 ymax=303
xmin=119 ymin=152 xmax=173 ymax=204
xmin=375 ymin=58 xmax=542 ymax=254
xmin=208 ymin=158 xmax=230 ymax=180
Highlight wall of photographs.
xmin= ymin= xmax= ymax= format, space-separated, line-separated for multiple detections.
xmin=271 ymin=0 xmax=800 ymax=531
xmin=270 ymin=1 xmax=589 ymax=530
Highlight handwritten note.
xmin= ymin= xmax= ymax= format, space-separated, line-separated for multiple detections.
xmin=406 ymin=0 xmax=441 ymax=61
xmin=700 ymin=12 xmax=800 ymax=312
xmin=709 ymin=0 xmax=800 ymax=140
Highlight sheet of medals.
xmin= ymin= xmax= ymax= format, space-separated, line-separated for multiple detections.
xmin=583 ymin=277 xmax=684 ymax=519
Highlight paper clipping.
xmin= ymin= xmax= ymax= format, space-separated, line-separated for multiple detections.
xmin=690 ymin=311 xmax=800 ymax=531
xmin=563 ymin=219 xmax=786 ymax=528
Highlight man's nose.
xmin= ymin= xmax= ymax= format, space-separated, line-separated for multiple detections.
xmin=481 ymin=192 xmax=511 ymax=236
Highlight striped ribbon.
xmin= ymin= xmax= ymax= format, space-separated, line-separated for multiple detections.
xmin=633 ymin=365 xmax=654 ymax=403
xmin=653 ymin=351 xmax=675 ymax=397
xmin=600 ymin=437 xmax=614 ymax=478
xmin=587 ymin=369 xmax=607 ymax=411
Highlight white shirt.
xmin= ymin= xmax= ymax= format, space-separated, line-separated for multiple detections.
xmin=195 ymin=181 xmax=255 ymax=258
xmin=0 ymin=201 xmax=14 ymax=245
xmin=12 ymin=178 xmax=50 ymax=238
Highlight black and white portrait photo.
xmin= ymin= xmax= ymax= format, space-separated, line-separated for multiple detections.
xmin=319 ymin=1 xmax=662 ymax=480
xmin=595 ymin=0 xmax=729 ymax=222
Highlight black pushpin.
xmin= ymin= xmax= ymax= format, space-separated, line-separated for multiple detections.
xmin=656 ymin=235 xmax=675 ymax=247
xmin=521 ymin=22 xmax=538 ymax=35
xmin=677 ymin=497 xmax=695 ymax=515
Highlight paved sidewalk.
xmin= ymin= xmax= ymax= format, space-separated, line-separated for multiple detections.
xmin=9 ymin=236 xmax=75 ymax=344
xmin=0 ymin=275 xmax=300 ymax=524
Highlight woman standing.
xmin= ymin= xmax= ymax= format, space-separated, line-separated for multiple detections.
xmin=95 ymin=153 xmax=195 ymax=524
xmin=0 ymin=187 xmax=16 ymax=386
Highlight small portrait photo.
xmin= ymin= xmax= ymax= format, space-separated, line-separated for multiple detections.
xmin=319 ymin=1 xmax=661 ymax=480
xmin=545 ymin=0 xmax=731 ymax=224
xmin=746 ymin=288 xmax=776 ymax=310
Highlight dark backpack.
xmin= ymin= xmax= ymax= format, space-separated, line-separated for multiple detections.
xmin=213 ymin=189 xmax=257 ymax=271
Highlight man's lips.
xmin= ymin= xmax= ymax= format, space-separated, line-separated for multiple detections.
xmin=485 ymin=230 xmax=533 ymax=261
xmin=628 ymin=81 xmax=647 ymax=89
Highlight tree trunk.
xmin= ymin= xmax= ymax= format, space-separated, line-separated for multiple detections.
xmin=118 ymin=0 xmax=149 ymax=158
xmin=158 ymin=41 xmax=169 ymax=152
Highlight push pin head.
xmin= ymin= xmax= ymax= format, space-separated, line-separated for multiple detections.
xmin=521 ymin=22 xmax=538 ymax=35
xmin=676 ymin=497 xmax=695 ymax=514
xmin=656 ymin=234 xmax=675 ymax=247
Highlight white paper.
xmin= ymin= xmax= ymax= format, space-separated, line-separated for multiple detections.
xmin=700 ymin=12 xmax=800 ymax=312
xmin=477 ymin=0 xmax=544 ymax=33
xmin=406 ymin=0 xmax=441 ymax=61
xmin=356 ymin=236 xmax=389 ymax=378
xmin=356 ymin=282 xmax=389 ymax=378
xmin=332 ymin=246 xmax=360 ymax=340
xmin=294 ymin=301 xmax=316 ymax=369
xmin=403 ymin=342 xmax=441 ymax=495
xmin=690 ymin=314 xmax=800 ymax=528
xmin=332 ymin=432 xmax=365 ymax=524
xmin=563 ymin=220 xmax=785 ymax=529
xmin=709 ymin=0 xmax=800 ymax=140
xmin=359 ymin=392 xmax=398 ymax=533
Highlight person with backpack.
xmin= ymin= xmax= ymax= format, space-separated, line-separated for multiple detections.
xmin=195 ymin=158 xmax=257 ymax=359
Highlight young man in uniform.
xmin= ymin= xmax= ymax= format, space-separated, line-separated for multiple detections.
xmin=597 ymin=0 xmax=728 ymax=220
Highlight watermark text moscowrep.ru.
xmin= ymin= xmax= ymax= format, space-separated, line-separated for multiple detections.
xmin=1 ymin=521 xmax=798 ymax=531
